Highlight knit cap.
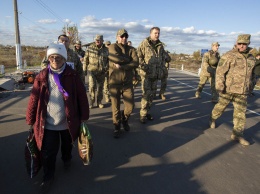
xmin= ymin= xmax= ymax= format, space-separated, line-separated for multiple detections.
xmin=47 ymin=42 xmax=67 ymax=60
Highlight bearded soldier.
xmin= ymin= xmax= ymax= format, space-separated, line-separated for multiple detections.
xmin=209 ymin=34 xmax=255 ymax=146
xmin=195 ymin=42 xmax=220 ymax=103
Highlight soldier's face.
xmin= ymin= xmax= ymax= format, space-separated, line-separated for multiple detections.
xmin=150 ymin=29 xmax=160 ymax=41
xmin=95 ymin=39 xmax=103 ymax=47
xmin=58 ymin=36 xmax=70 ymax=50
xmin=117 ymin=33 xmax=128 ymax=45
xmin=236 ymin=42 xmax=248 ymax=52
xmin=212 ymin=45 xmax=219 ymax=52
xmin=75 ymin=45 xmax=81 ymax=50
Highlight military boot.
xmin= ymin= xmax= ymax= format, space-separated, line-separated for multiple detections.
xmin=140 ymin=116 xmax=146 ymax=124
xmin=113 ymin=123 xmax=121 ymax=138
xmin=160 ymin=94 xmax=166 ymax=100
xmin=195 ymin=91 xmax=201 ymax=99
xmin=231 ymin=134 xmax=250 ymax=146
xmin=209 ymin=118 xmax=216 ymax=129
xmin=89 ymin=100 xmax=94 ymax=109
xmin=121 ymin=111 xmax=130 ymax=131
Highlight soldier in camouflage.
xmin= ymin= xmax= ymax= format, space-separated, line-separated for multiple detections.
xmin=157 ymin=50 xmax=171 ymax=100
xmin=108 ymin=29 xmax=139 ymax=138
xmin=83 ymin=35 xmax=109 ymax=109
xmin=104 ymin=41 xmax=112 ymax=102
xmin=249 ymin=53 xmax=260 ymax=95
xmin=209 ymin=34 xmax=255 ymax=146
xmin=74 ymin=40 xmax=85 ymax=63
xmin=195 ymin=42 xmax=220 ymax=103
xmin=137 ymin=27 xmax=171 ymax=123
xmin=41 ymin=34 xmax=85 ymax=83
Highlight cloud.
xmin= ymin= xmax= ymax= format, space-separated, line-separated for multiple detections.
xmin=1 ymin=15 xmax=260 ymax=54
xmin=37 ymin=19 xmax=57 ymax=24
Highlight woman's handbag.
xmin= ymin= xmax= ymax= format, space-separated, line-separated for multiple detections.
xmin=78 ymin=122 xmax=93 ymax=165
xmin=24 ymin=129 xmax=42 ymax=178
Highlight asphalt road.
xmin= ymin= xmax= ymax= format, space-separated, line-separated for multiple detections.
xmin=0 ymin=69 xmax=260 ymax=194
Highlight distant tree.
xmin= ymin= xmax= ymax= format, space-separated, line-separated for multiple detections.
xmin=193 ymin=50 xmax=201 ymax=61
xmin=62 ymin=24 xmax=79 ymax=47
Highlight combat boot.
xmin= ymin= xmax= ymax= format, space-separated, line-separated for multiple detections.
xmin=209 ymin=118 xmax=216 ymax=129
xmin=113 ymin=123 xmax=121 ymax=138
xmin=160 ymin=94 xmax=166 ymax=100
xmin=146 ymin=114 xmax=154 ymax=121
xmin=121 ymin=111 xmax=130 ymax=131
xmin=140 ymin=116 xmax=146 ymax=124
xmin=98 ymin=103 xmax=104 ymax=108
xmin=89 ymin=102 xmax=94 ymax=109
xmin=195 ymin=91 xmax=201 ymax=99
xmin=231 ymin=134 xmax=250 ymax=146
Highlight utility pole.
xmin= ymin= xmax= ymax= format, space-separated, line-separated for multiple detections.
xmin=13 ymin=0 xmax=22 ymax=70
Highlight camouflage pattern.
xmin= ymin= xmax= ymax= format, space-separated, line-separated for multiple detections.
xmin=67 ymin=48 xmax=85 ymax=82
xmin=41 ymin=48 xmax=84 ymax=82
xmin=237 ymin=34 xmax=251 ymax=44
xmin=83 ymin=43 xmax=109 ymax=105
xmin=211 ymin=93 xmax=247 ymax=136
xmin=41 ymin=56 xmax=48 ymax=69
xmin=74 ymin=47 xmax=85 ymax=58
xmin=211 ymin=46 xmax=255 ymax=136
xmin=196 ymin=50 xmax=220 ymax=100
xmin=250 ymin=58 xmax=260 ymax=92
xmin=108 ymin=42 xmax=139 ymax=124
xmin=137 ymin=37 xmax=171 ymax=117
xmin=158 ymin=61 xmax=170 ymax=95
xmin=215 ymin=47 xmax=255 ymax=94
xmin=103 ymin=71 xmax=110 ymax=101
xmin=88 ymin=71 xmax=105 ymax=105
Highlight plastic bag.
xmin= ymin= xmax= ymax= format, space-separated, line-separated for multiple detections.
xmin=78 ymin=122 xmax=93 ymax=165
xmin=24 ymin=129 xmax=42 ymax=178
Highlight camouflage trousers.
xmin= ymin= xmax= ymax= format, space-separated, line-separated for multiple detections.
xmin=88 ymin=71 xmax=105 ymax=104
xmin=140 ymin=77 xmax=158 ymax=117
xmin=103 ymin=73 xmax=110 ymax=101
xmin=158 ymin=74 xmax=168 ymax=95
xmin=196 ymin=75 xmax=218 ymax=100
xmin=211 ymin=92 xmax=247 ymax=136
xmin=110 ymin=85 xmax=134 ymax=125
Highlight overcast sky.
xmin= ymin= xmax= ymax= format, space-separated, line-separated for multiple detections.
xmin=1 ymin=0 xmax=260 ymax=54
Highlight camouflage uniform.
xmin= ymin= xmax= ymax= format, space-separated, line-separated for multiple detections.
xmin=83 ymin=42 xmax=109 ymax=107
xmin=195 ymin=47 xmax=220 ymax=101
xmin=108 ymin=39 xmax=138 ymax=126
xmin=41 ymin=48 xmax=84 ymax=83
xmin=158 ymin=55 xmax=171 ymax=99
xmin=250 ymin=55 xmax=260 ymax=93
xmin=210 ymin=34 xmax=255 ymax=140
xmin=138 ymin=37 xmax=171 ymax=119
xmin=74 ymin=47 xmax=85 ymax=59
xmin=103 ymin=41 xmax=112 ymax=102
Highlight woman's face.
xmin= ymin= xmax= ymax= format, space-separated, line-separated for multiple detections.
xmin=48 ymin=54 xmax=65 ymax=70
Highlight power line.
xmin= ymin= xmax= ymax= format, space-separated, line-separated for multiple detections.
xmin=33 ymin=0 xmax=64 ymax=24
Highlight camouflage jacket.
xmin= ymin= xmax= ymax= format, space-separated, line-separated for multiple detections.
xmin=108 ymin=43 xmax=139 ymax=86
xmin=253 ymin=58 xmax=260 ymax=76
xmin=41 ymin=48 xmax=84 ymax=82
xmin=200 ymin=50 xmax=220 ymax=77
xmin=137 ymin=37 xmax=171 ymax=79
xmin=83 ymin=43 xmax=109 ymax=73
xmin=74 ymin=48 xmax=85 ymax=58
xmin=216 ymin=47 xmax=255 ymax=94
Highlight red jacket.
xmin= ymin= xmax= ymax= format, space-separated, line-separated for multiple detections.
xmin=26 ymin=65 xmax=89 ymax=150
